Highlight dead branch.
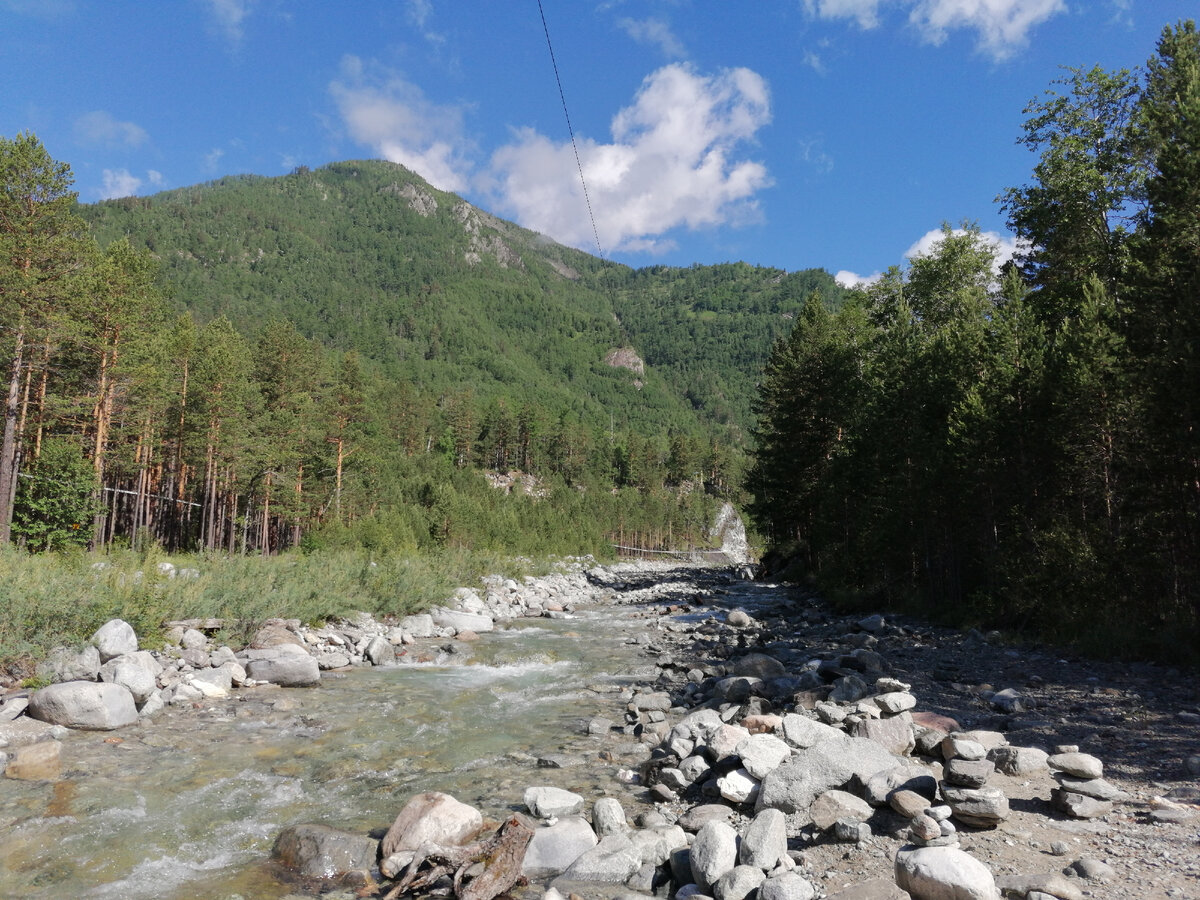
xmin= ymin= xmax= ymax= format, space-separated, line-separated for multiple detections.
xmin=382 ymin=815 xmax=534 ymax=900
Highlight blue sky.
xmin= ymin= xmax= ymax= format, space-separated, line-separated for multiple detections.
xmin=1 ymin=1 xmax=1187 ymax=284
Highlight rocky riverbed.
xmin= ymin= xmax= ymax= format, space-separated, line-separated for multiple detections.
xmin=1 ymin=560 xmax=1198 ymax=899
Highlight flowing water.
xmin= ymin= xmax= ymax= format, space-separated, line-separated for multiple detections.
xmin=0 ymin=599 xmax=686 ymax=899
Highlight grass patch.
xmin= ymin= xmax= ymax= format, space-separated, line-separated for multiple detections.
xmin=0 ymin=545 xmax=559 ymax=673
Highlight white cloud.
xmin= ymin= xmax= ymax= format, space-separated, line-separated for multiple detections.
xmin=147 ymin=170 xmax=165 ymax=187
xmin=74 ymin=110 xmax=147 ymax=148
xmin=617 ymin=17 xmax=686 ymax=58
xmin=100 ymin=169 xmax=142 ymax=200
xmin=804 ymin=0 xmax=1065 ymax=58
xmin=486 ymin=64 xmax=772 ymax=255
xmin=203 ymin=0 xmax=253 ymax=44
xmin=203 ymin=148 xmax=225 ymax=173
xmin=836 ymin=269 xmax=883 ymax=288
xmin=329 ymin=55 xmax=472 ymax=193
xmin=404 ymin=0 xmax=445 ymax=47
xmin=909 ymin=0 xmax=1065 ymax=58
xmin=805 ymin=0 xmax=888 ymax=30
xmin=905 ymin=226 xmax=1027 ymax=275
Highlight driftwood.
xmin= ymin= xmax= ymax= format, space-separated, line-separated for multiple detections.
xmin=382 ymin=815 xmax=534 ymax=900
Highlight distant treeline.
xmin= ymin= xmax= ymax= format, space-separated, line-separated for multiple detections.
xmin=750 ymin=21 xmax=1200 ymax=662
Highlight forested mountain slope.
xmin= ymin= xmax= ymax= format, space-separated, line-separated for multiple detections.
xmin=82 ymin=160 xmax=841 ymax=441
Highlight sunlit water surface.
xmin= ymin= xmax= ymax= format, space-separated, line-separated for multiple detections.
xmin=0 ymin=605 xmax=675 ymax=899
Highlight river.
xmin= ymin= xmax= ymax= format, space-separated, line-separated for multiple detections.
xmin=0 ymin=565 xmax=744 ymax=899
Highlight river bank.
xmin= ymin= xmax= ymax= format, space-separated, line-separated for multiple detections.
xmin=1 ymin=561 xmax=1197 ymax=899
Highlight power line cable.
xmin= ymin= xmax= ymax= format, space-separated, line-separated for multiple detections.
xmin=537 ymin=0 xmax=604 ymax=259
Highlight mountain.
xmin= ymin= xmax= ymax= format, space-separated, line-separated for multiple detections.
xmin=82 ymin=159 xmax=844 ymax=443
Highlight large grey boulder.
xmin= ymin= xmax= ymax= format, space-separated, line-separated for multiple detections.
xmin=36 ymin=645 xmax=101 ymax=683
xmin=739 ymin=808 xmax=787 ymax=871
xmin=271 ymin=823 xmax=378 ymax=880
xmin=780 ymin=713 xmax=844 ymax=749
xmin=735 ymin=733 xmax=792 ymax=780
xmin=628 ymin=824 xmax=687 ymax=867
xmin=810 ymin=790 xmax=873 ymax=831
xmin=91 ymin=619 xmax=138 ymax=662
xmin=98 ymin=656 xmax=157 ymax=707
xmin=759 ymin=871 xmax=817 ymax=900
xmin=364 ymin=635 xmax=396 ymax=666
xmin=690 ymin=820 xmax=739 ymax=894
xmin=894 ymin=845 xmax=1000 ymax=899
xmin=756 ymin=734 xmax=898 ymax=814
xmin=381 ymin=791 xmax=483 ymax=859
xmin=430 ymin=606 xmax=494 ymax=634
xmin=399 ymin=613 xmax=435 ymax=638
xmin=523 ymin=816 xmax=598 ymax=876
xmin=28 ymin=681 xmax=138 ymax=730
xmin=715 ymin=865 xmax=766 ymax=900
xmin=242 ymin=646 xmax=320 ymax=686
xmin=560 ymin=832 xmax=642 ymax=883
xmin=592 ymin=797 xmax=628 ymax=837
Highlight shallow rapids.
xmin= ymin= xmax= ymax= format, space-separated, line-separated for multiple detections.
xmin=0 ymin=585 xmax=720 ymax=900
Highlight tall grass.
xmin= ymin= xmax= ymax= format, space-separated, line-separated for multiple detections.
xmin=0 ymin=545 xmax=552 ymax=675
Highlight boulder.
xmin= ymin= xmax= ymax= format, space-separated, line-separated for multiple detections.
xmin=1047 ymin=752 xmax=1103 ymax=780
xmin=759 ymin=871 xmax=817 ymax=900
xmin=91 ymin=619 xmax=138 ymax=662
xmin=876 ymin=692 xmax=917 ymax=715
xmin=730 ymin=653 xmax=787 ymax=679
xmin=242 ymin=647 xmax=320 ymax=687
xmin=717 ymin=767 xmax=758 ymax=804
xmin=738 ymin=808 xmax=787 ymax=871
xmin=735 ymin=733 xmax=792 ymax=780
xmin=894 ymin=845 xmax=1000 ymax=899
xmin=271 ymin=823 xmax=378 ymax=880
xmin=250 ymin=622 xmax=305 ymax=650
xmin=780 ymin=713 xmax=844 ymax=749
xmin=708 ymin=724 xmax=752 ymax=760
xmin=987 ymin=745 xmax=1048 ymax=776
xmin=364 ymin=635 xmax=396 ymax=666
xmin=4 ymin=740 xmax=62 ymax=780
xmin=1050 ymin=789 xmax=1113 ymax=819
xmin=36 ymin=645 xmax=101 ymax=683
xmin=628 ymin=824 xmax=687 ymax=867
xmin=98 ymin=656 xmax=157 ymax=707
xmin=943 ymin=759 xmax=995 ymax=788
xmin=592 ymin=797 xmax=627 ymax=837
xmin=28 ymin=681 xmax=138 ymax=730
xmin=690 ymin=820 xmax=739 ymax=894
xmin=430 ymin=606 xmax=494 ymax=634
xmin=523 ymin=816 xmax=598 ymax=876
xmin=851 ymin=713 xmax=916 ymax=756
xmin=941 ymin=785 xmax=1010 ymax=827
xmin=525 ymin=785 xmax=585 ymax=819
xmin=714 ymin=865 xmax=765 ymax=900
xmin=756 ymin=734 xmax=897 ymax=814
xmin=560 ymin=832 xmax=642 ymax=883
xmin=810 ymin=790 xmax=873 ymax=831
xmin=994 ymin=873 xmax=1084 ymax=900
xmin=381 ymin=791 xmax=483 ymax=858
xmin=398 ymin=613 xmax=435 ymax=638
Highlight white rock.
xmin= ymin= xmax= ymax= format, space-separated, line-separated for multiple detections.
xmin=91 ymin=619 xmax=138 ymax=662
xmin=524 ymin=785 xmax=584 ymax=818
xmin=717 ymin=767 xmax=759 ymax=804
xmin=735 ymin=733 xmax=792 ymax=780
xmin=895 ymin=845 xmax=1000 ymax=900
